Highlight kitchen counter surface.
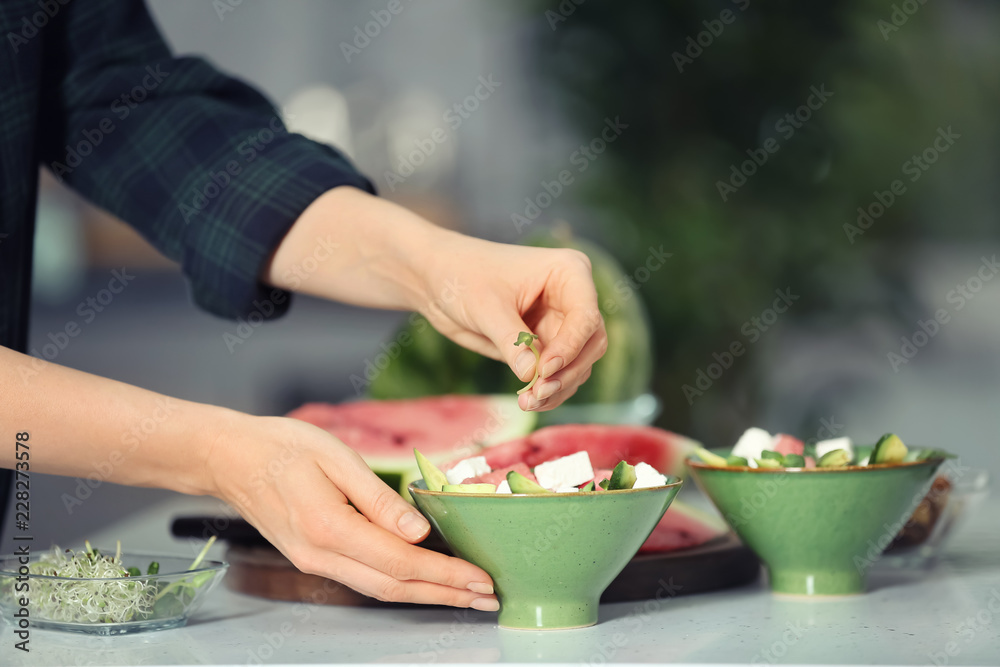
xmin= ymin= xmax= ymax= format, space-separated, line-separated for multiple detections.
xmin=4 ymin=491 xmax=998 ymax=667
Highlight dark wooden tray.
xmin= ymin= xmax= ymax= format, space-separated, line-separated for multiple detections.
xmin=180 ymin=518 xmax=760 ymax=606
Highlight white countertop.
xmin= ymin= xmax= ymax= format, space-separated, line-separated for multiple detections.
xmin=4 ymin=492 xmax=999 ymax=667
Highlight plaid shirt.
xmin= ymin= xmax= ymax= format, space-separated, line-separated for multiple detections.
xmin=0 ymin=0 xmax=373 ymax=528
xmin=0 ymin=0 xmax=374 ymax=352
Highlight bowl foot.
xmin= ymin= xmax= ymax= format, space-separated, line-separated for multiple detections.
xmin=497 ymin=598 xmax=599 ymax=630
xmin=767 ymin=569 xmax=866 ymax=596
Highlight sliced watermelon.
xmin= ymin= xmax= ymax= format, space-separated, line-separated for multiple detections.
xmin=286 ymin=395 xmax=537 ymax=494
xmin=638 ymin=500 xmax=728 ymax=553
xmin=772 ymin=434 xmax=805 ymax=457
xmin=476 ymin=424 xmax=698 ymax=480
xmin=463 ymin=463 xmax=537 ymax=486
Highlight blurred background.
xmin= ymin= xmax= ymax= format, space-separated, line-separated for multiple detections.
xmin=5 ymin=0 xmax=999 ymax=546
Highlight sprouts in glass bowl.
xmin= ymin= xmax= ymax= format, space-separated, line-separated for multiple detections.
xmin=0 ymin=538 xmax=227 ymax=635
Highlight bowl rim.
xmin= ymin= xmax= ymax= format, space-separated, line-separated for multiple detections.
xmin=0 ymin=550 xmax=228 ymax=581
xmin=408 ymin=475 xmax=683 ymax=497
xmin=687 ymin=456 xmax=946 ymax=473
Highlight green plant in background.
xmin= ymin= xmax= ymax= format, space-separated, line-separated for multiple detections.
xmin=515 ymin=0 xmax=1000 ymax=442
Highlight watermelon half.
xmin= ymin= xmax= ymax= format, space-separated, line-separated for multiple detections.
xmin=468 ymin=424 xmax=699 ymax=480
xmin=286 ymin=395 xmax=537 ymax=494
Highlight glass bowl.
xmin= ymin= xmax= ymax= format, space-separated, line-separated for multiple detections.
xmin=878 ymin=463 xmax=991 ymax=568
xmin=0 ymin=551 xmax=228 ymax=635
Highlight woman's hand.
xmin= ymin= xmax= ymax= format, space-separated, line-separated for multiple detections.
xmin=208 ymin=414 xmax=499 ymax=609
xmin=266 ymin=187 xmax=608 ymax=411
xmin=417 ymin=235 xmax=607 ymax=412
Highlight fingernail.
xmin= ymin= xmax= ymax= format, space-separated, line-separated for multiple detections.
xmin=471 ymin=597 xmax=500 ymax=612
xmin=541 ymin=357 xmax=564 ymax=378
xmin=525 ymin=395 xmax=544 ymax=411
xmin=535 ymin=380 xmax=561 ymax=400
xmin=468 ymin=582 xmax=494 ymax=595
xmin=397 ymin=512 xmax=430 ymax=541
xmin=514 ymin=349 xmax=536 ymax=380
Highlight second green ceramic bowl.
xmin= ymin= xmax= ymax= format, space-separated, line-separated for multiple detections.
xmin=688 ymin=457 xmax=943 ymax=596
xmin=409 ymin=478 xmax=682 ymax=629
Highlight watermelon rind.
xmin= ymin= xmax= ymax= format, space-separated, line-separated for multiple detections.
xmin=364 ymin=395 xmax=537 ymax=497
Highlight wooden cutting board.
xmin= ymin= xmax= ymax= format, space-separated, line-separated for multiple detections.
xmin=220 ymin=532 xmax=759 ymax=606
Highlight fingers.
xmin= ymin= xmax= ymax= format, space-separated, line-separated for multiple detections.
xmin=316 ymin=448 xmax=433 ymax=543
xmin=470 ymin=299 xmax=538 ymax=382
xmin=534 ymin=253 xmax=604 ymax=382
xmin=519 ymin=365 xmax=590 ymax=412
xmin=322 ymin=509 xmax=495 ymax=594
xmin=531 ymin=328 xmax=605 ymax=408
xmin=297 ymin=549 xmax=498 ymax=610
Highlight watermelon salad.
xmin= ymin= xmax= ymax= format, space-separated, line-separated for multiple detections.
xmin=416 ymin=448 xmax=671 ymax=494
xmin=692 ymin=428 xmax=955 ymax=469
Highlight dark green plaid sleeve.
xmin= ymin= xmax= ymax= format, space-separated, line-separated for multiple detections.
xmin=36 ymin=0 xmax=374 ymax=320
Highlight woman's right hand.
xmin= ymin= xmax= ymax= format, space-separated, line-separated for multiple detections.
xmin=206 ymin=414 xmax=499 ymax=610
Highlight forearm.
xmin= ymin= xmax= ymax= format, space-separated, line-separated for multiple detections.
xmin=264 ymin=186 xmax=453 ymax=312
xmin=0 ymin=346 xmax=228 ymax=497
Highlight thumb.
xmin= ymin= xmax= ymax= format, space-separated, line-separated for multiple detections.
xmin=332 ymin=452 xmax=432 ymax=543
xmin=477 ymin=306 xmax=537 ymax=382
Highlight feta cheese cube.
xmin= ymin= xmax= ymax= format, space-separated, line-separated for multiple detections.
xmin=555 ymin=487 xmax=580 ymax=493
xmin=495 ymin=480 xmax=512 ymax=494
xmin=533 ymin=451 xmax=594 ymax=491
xmin=815 ymin=437 xmax=854 ymax=462
xmin=731 ymin=427 xmax=774 ymax=468
xmin=633 ymin=462 xmax=668 ymax=488
xmin=445 ymin=456 xmax=491 ymax=485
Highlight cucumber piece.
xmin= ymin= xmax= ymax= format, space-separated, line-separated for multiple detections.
xmin=852 ymin=445 xmax=873 ymax=466
xmin=760 ymin=450 xmax=784 ymax=462
xmin=507 ymin=471 xmax=548 ymax=494
xmin=694 ymin=447 xmax=728 ymax=467
xmin=608 ymin=461 xmax=637 ymax=490
xmin=725 ymin=455 xmax=750 ymax=467
xmin=871 ymin=433 xmax=907 ymax=464
xmin=911 ymin=447 xmax=957 ymax=461
xmin=782 ymin=454 xmax=805 ymax=468
xmin=598 ymin=479 xmax=610 ymax=490
xmin=580 ymin=481 xmax=595 ymax=492
xmin=414 ymin=449 xmax=448 ymax=492
xmin=754 ymin=458 xmax=782 ymax=469
xmin=818 ymin=449 xmax=851 ymax=468
xmin=441 ymin=483 xmax=497 ymax=493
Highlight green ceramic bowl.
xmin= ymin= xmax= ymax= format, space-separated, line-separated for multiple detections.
xmin=409 ymin=479 xmax=682 ymax=629
xmin=687 ymin=457 xmax=943 ymax=596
